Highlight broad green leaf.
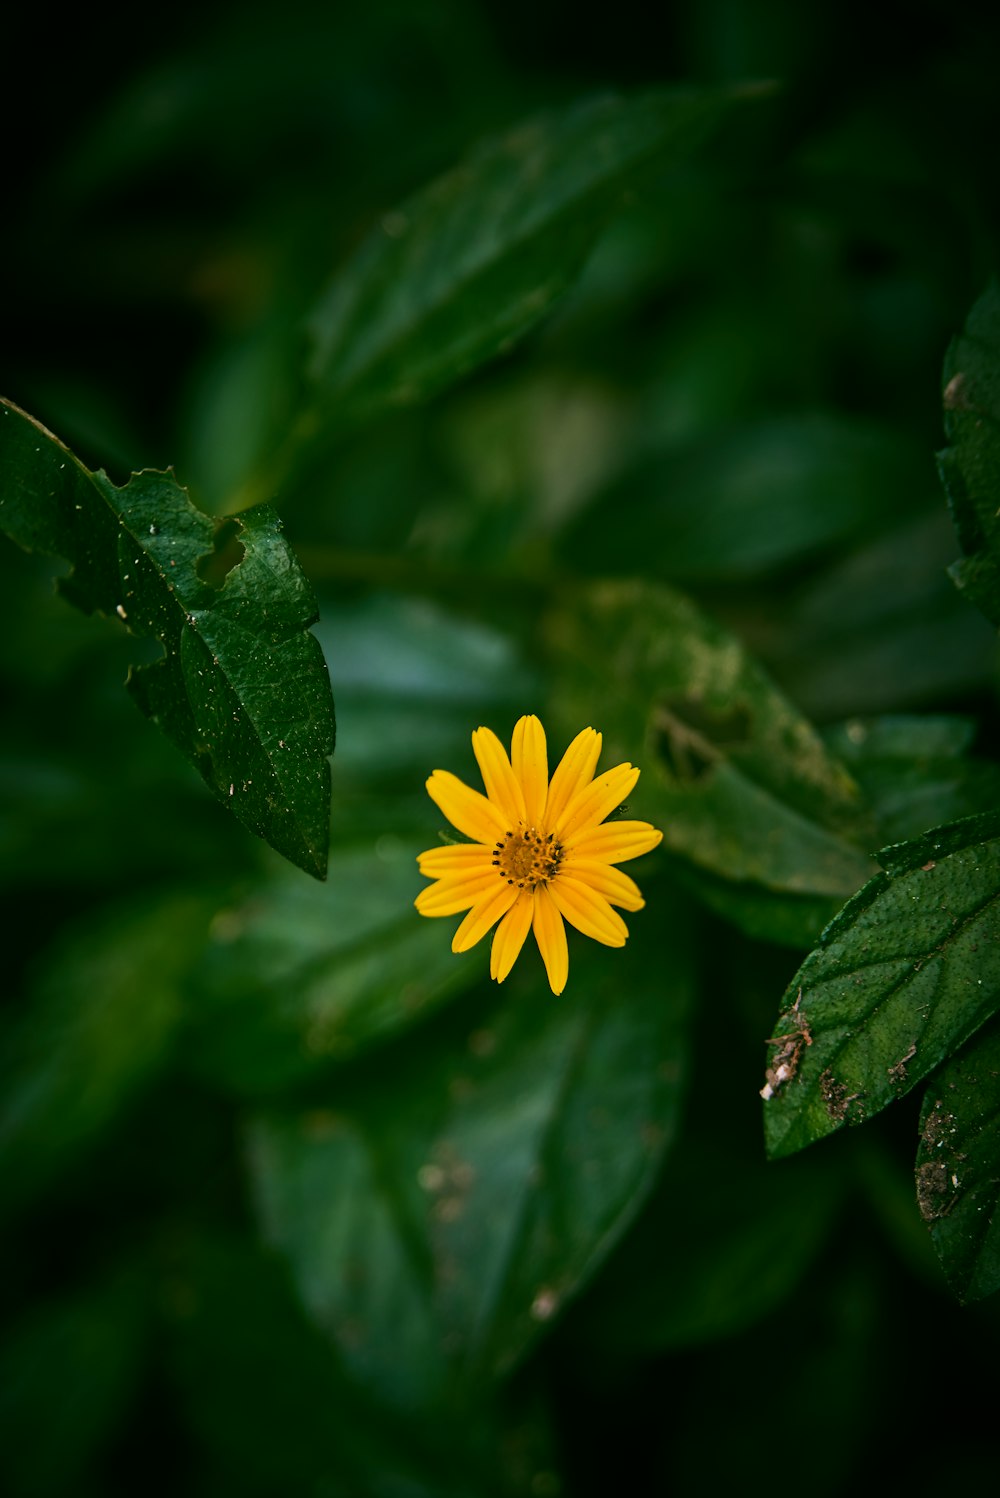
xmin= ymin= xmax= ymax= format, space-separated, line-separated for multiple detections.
xmin=763 ymin=811 xmax=1000 ymax=1159
xmin=562 ymin=413 xmax=929 ymax=582
xmin=938 ymin=281 xmax=1000 ymax=626
xmin=0 ymin=399 xmax=335 ymax=878
xmin=0 ymin=1269 xmax=148 ymax=1498
xmin=547 ymin=579 xmax=875 ymax=946
xmin=915 ymin=1017 xmax=1000 ymax=1303
xmin=186 ymin=836 xmax=478 ymax=1094
xmin=247 ymin=903 xmax=693 ymax=1403
xmin=306 ymin=87 xmax=743 ymax=425
xmin=0 ymin=894 xmax=211 ymax=1218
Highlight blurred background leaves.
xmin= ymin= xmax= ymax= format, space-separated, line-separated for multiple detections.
xmin=4 ymin=1 xmax=1000 ymax=1494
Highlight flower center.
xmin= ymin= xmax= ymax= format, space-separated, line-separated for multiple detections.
xmin=493 ymin=826 xmax=564 ymax=889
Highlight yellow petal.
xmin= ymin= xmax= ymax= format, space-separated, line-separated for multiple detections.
xmin=532 ymin=883 xmax=568 ymax=995
xmin=549 ymin=874 xmax=628 ymax=947
xmin=562 ymin=858 xmax=645 ymax=911
xmin=490 ymin=889 xmax=534 ymax=982
xmin=564 ymin=820 xmax=663 ymax=863
xmin=472 ymin=725 xmax=526 ymax=826
xmin=417 ymin=844 xmax=493 ymax=876
xmin=543 ymin=727 xmax=602 ymax=831
xmin=427 ymin=769 xmax=507 ymax=844
xmin=511 ymin=715 xmax=548 ymax=827
xmin=416 ymin=870 xmax=499 ymax=916
xmin=452 ymin=880 xmax=519 ymax=952
xmin=557 ymin=763 xmax=640 ymax=840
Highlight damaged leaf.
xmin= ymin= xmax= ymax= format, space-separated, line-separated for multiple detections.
xmin=915 ymin=1017 xmax=1000 ymax=1303
xmin=763 ymin=810 xmax=1000 ymax=1159
xmin=0 ymin=399 xmax=335 ymax=878
xmin=547 ymin=579 xmax=875 ymax=946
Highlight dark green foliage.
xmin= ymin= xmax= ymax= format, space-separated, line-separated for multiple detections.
xmin=4 ymin=3 xmax=1000 ymax=1495
xmin=0 ymin=402 xmax=335 ymax=878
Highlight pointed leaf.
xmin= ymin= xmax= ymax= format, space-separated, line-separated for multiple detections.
xmin=915 ymin=1017 xmax=1000 ymax=1303
xmin=307 ymin=87 xmax=746 ymax=423
xmin=0 ymin=399 xmax=335 ymax=876
xmin=763 ymin=811 xmax=1000 ymax=1159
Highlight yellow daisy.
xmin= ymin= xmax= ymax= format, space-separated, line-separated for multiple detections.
xmin=415 ymin=715 xmax=663 ymax=995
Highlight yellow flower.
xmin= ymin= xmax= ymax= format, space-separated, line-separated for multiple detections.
xmin=415 ymin=715 xmax=663 ymax=995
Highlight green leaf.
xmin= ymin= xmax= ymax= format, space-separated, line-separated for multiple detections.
xmin=247 ymin=907 xmax=693 ymax=1403
xmin=823 ymin=714 xmax=1000 ymax=846
xmin=0 ymin=894 xmax=211 ymax=1218
xmin=306 ymin=87 xmax=743 ymax=425
xmin=0 ymin=399 xmax=335 ymax=878
xmin=763 ymin=810 xmax=1000 ymax=1159
xmin=915 ymin=1017 xmax=1000 ymax=1303
xmin=547 ymin=579 xmax=875 ymax=946
xmin=186 ymin=836 xmax=478 ymax=1094
xmin=939 ymin=281 xmax=1000 ymax=626
xmin=562 ymin=413 xmax=930 ymax=582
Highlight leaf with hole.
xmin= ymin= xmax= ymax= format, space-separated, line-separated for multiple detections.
xmin=547 ymin=579 xmax=875 ymax=946
xmin=0 ymin=399 xmax=335 ymax=877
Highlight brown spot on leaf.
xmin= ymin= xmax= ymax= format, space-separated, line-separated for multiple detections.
xmin=917 ymin=1158 xmax=956 ymax=1221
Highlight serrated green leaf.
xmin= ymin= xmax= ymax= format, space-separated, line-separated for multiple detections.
xmin=939 ymin=281 xmax=1000 ymax=626
xmin=0 ymin=399 xmax=335 ymax=877
xmin=306 ymin=87 xmax=743 ymax=425
xmin=763 ymin=810 xmax=1000 ymax=1159
xmin=915 ymin=1017 xmax=1000 ymax=1303
xmin=247 ymin=909 xmax=693 ymax=1402
xmin=0 ymin=894 xmax=211 ymax=1219
xmin=547 ymin=579 xmax=875 ymax=946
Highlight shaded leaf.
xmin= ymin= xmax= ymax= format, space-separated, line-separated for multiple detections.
xmin=547 ymin=579 xmax=875 ymax=946
xmin=573 ymin=1146 xmax=842 ymax=1351
xmin=939 ymin=280 xmax=1000 ymax=626
xmin=247 ymin=905 xmax=693 ymax=1403
xmin=563 ymin=413 xmax=929 ymax=582
xmin=915 ymin=1016 xmax=1000 ymax=1303
xmin=163 ymin=1231 xmax=474 ymax=1498
xmin=763 ymin=811 xmax=1000 ymax=1159
xmin=0 ymin=399 xmax=335 ymax=877
xmin=307 ymin=87 xmax=744 ymax=424
xmin=0 ymin=895 xmax=211 ymax=1218
xmin=187 ymin=836 xmax=478 ymax=1095
xmin=760 ymin=509 xmax=997 ymax=720
xmin=823 ymin=714 xmax=1000 ymax=846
